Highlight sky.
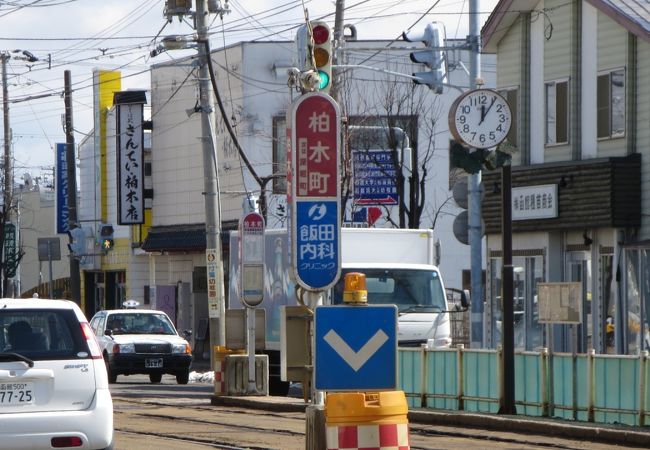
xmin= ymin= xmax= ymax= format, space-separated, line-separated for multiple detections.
xmin=0 ymin=0 xmax=499 ymax=184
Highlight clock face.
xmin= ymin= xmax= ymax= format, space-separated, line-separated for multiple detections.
xmin=449 ymin=89 xmax=512 ymax=149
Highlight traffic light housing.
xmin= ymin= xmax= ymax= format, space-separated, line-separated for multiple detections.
xmin=99 ymin=224 xmax=114 ymax=252
xmin=402 ymin=22 xmax=447 ymax=94
xmin=309 ymin=21 xmax=332 ymax=93
xmin=294 ymin=21 xmax=333 ymax=93
xmin=67 ymin=227 xmax=85 ymax=258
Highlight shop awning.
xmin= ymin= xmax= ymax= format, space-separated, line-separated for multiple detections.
xmin=141 ymin=223 xmax=234 ymax=253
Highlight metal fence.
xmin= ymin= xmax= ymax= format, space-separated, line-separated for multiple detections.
xmin=398 ymin=346 xmax=650 ymax=427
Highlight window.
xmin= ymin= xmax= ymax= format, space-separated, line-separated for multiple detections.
xmin=545 ymin=80 xmax=568 ymax=145
xmin=272 ymin=116 xmax=287 ymax=194
xmin=597 ymin=69 xmax=625 ymax=139
xmin=0 ymin=310 xmax=83 ymax=359
xmin=498 ymin=88 xmax=518 ymax=148
xmin=332 ymin=268 xmax=446 ymax=312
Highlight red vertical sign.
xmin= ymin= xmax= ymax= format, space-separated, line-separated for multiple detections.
xmin=293 ymin=94 xmax=339 ymax=198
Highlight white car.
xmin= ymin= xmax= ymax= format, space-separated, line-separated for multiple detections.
xmin=90 ymin=308 xmax=193 ymax=384
xmin=0 ymin=298 xmax=114 ymax=450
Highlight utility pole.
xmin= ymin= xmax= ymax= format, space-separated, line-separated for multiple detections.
xmin=468 ymin=0 xmax=484 ymax=349
xmin=196 ymin=0 xmax=226 ymax=352
xmin=2 ymin=53 xmax=11 ymax=298
xmin=329 ymin=0 xmax=345 ymax=103
xmin=64 ymin=70 xmax=81 ymax=304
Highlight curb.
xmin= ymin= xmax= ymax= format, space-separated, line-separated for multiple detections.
xmin=208 ymin=394 xmax=650 ymax=447
xmin=210 ymin=394 xmax=308 ymax=413
xmin=408 ymin=409 xmax=650 ymax=448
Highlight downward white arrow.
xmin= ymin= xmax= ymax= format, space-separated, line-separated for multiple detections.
xmin=323 ymin=329 xmax=389 ymax=372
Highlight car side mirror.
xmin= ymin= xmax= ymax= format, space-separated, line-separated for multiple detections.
xmin=105 ymin=329 xmax=113 ymax=337
xmin=446 ymin=287 xmax=471 ymax=312
xmin=460 ymin=289 xmax=471 ymax=309
xmin=183 ymin=330 xmax=192 ymax=339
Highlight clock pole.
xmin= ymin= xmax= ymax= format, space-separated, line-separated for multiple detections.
xmin=468 ymin=0 xmax=484 ymax=352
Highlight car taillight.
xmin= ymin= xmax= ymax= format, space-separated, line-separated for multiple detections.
xmin=51 ymin=436 xmax=83 ymax=447
xmin=80 ymin=322 xmax=102 ymax=359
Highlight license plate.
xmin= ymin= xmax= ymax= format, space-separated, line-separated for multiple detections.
xmin=145 ymin=358 xmax=163 ymax=368
xmin=0 ymin=382 xmax=35 ymax=406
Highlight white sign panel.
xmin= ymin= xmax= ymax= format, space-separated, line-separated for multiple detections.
xmin=206 ymin=248 xmax=220 ymax=318
xmin=117 ymin=103 xmax=145 ymax=224
xmin=538 ymin=282 xmax=582 ymax=324
xmin=239 ymin=212 xmax=265 ymax=307
xmin=512 ymin=184 xmax=558 ymax=221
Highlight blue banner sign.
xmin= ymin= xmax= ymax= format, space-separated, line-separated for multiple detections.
xmin=55 ymin=143 xmax=69 ymax=234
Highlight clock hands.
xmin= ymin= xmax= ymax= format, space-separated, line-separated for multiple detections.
xmin=478 ymin=96 xmax=497 ymax=125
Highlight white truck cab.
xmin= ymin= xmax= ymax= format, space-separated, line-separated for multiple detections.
xmin=331 ymin=228 xmax=455 ymax=348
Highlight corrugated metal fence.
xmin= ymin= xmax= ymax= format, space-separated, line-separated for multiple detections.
xmin=398 ymin=347 xmax=650 ymax=427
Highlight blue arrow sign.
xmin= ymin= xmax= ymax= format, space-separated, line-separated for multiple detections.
xmin=315 ymin=305 xmax=397 ymax=391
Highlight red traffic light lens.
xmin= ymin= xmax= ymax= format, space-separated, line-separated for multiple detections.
xmin=312 ymin=25 xmax=330 ymax=45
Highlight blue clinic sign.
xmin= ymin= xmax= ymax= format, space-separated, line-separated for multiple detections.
xmin=294 ymin=200 xmax=340 ymax=290
xmin=55 ymin=143 xmax=70 ymax=234
xmin=315 ymin=305 xmax=397 ymax=391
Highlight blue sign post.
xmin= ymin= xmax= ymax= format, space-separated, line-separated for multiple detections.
xmin=315 ymin=305 xmax=397 ymax=391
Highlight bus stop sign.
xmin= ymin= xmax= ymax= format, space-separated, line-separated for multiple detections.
xmin=239 ymin=212 xmax=265 ymax=307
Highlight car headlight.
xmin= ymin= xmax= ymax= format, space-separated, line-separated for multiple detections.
xmin=114 ymin=343 xmax=135 ymax=354
xmin=172 ymin=342 xmax=192 ymax=354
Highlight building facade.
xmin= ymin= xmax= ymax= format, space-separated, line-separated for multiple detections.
xmin=481 ymin=0 xmax=650 ymax=354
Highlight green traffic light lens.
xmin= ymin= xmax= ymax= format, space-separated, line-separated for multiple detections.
xmin=318 ymin=70 xmax=330 ymax=90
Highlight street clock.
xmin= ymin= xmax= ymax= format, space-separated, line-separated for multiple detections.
xmin=449 ymin=89 xmax=512 ymax=149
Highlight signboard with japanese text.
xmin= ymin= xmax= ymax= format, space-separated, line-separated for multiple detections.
xmin=206 ymin=248 xmax=220 ymax=318
xmin=239 ymin=212 xmax=265 ymax=307
xmin=288 ymin=93 xmax=341 ymax=291
xmin=55 ymin=143 xmax=70 ymax=234
xmin=292 ymin=93 xmax=339 ymax=198
xmin=512 ymin=184 xmax=558 ymax=221
xmin=294 ymin=201 xmax=340 ymax=289
xmin=352 ymin=150 xmax=398 ymax=205
xmin=116 ymin=102 xmax=144 ymax=224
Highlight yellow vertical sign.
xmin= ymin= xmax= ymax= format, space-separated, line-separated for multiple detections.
xmin=93 ymin=69 xmax=121 ymax=221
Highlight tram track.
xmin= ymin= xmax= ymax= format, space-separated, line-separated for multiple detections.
xmin=113 ymin=398 xmax=608 ymax=450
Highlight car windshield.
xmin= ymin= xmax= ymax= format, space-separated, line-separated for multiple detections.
xmin=331 ymin=268 xmax=447 ymax=313
xmin=106 ymin=313 xmax=176 ymax=335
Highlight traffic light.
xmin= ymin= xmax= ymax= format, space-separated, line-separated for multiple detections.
xmin=450 ymin=139 xmax=512 ymax=173
xmin=67 ymin=227 xmax=85 ymax=258
xmin=450 ymin=139 xmax=485 ymax=174
xmin=99 ymin=224 xmax=114 ymax=252
xmin=309 ymin=21 xmax=333 ymax=93
xmin=402 ymin=22 xmax=447 ymax=94
xmin=294 ymin=21 xmax=333 ymax=93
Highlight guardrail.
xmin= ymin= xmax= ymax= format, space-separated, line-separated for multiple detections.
xmin=398 ymin=346 xmax=650 ymax=426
